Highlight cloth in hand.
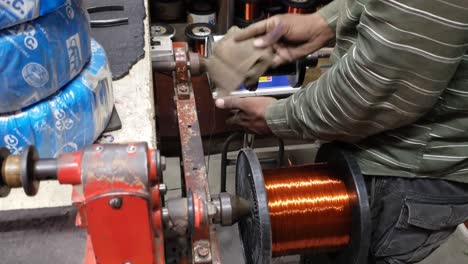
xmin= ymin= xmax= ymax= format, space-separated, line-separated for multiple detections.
xmin=205 ymin=26 xmax=275 ymax=96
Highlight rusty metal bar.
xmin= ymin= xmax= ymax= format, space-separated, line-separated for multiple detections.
xmin=174 ymin=45 xmax=191 ymax=100
xmin=172 ymin=42 xmax=221 ymax=264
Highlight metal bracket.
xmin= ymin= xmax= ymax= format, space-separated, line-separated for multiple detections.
xmin=172 ymin=42 xmax=221 ymax=264
xmin=174 ymin=45 xmax=192 ymax=100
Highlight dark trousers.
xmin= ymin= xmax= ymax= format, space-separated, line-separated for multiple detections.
xmin=366 ymin=176 xmax=468 ymax=264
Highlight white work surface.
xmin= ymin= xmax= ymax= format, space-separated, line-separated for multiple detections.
xmin=0 ymin=2 xmax=156 ymax=211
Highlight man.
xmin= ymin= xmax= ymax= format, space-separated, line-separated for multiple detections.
xmin=215 ymin=0 xmax=468 ymax=263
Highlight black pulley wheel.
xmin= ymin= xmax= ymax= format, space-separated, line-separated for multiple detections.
xmin=235 ymin=144 xmax=370 ymax=264
xmin=235 ymin=149 xmax=272 ymax=264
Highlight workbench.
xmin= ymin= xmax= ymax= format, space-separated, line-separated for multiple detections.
xmin=0 ymin=1 xmax=156 ymax=211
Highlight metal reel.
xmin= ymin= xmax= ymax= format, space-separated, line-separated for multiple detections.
xmin=235 ymin=144 xmax=371 ymax=264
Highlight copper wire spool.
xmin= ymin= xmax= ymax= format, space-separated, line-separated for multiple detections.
xmin=245 ymin=2 xmax=254 ymax=20
xmin=234 ymin=0 xmax=267 ymax=28
xmin=196 ymin=42 xmax=206 ymax=56
xmin=263 ymin=164 xmax=352 ymax=256
xmin=236 ymin=0 xmax=261 ymax=21
xmin=236 ymin=144 xmax=371 ymax=264
xmin=185 ymin=23 xmax=214 ymax=57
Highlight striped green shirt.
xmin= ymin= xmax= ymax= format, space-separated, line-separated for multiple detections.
xmin=266 ymin=0 xmax=468 ymax=183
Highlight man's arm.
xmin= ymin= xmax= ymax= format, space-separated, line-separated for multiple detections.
xmin=318 ymin=0 xmax=340 ymax=31
xmin=266 ymin=0 xmax=468 ymax=142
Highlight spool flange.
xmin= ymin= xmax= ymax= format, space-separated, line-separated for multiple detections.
xmin=236 ymin=149 xmax=272 ymax=264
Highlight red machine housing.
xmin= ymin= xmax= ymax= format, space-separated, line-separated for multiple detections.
xmin=56 ymin=143 xmax=165 ymax=264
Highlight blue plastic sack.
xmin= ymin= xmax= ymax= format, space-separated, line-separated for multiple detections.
xmin=0 ymin=0 xmax=91 ymax=113
xmin=0 ymin=0 xmax=67 ymax=30
xmin=0 ymin=39 xmax=114 ymax=158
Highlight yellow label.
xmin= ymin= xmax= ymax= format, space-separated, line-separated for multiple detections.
xmin=258 ymin=76 xmax=272 ymax=83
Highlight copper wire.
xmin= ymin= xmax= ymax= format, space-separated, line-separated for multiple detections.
xmin=194 ymin=40 xmax=205 ymax=56
xmin=263 ymin=164 xmax=352 ymax=257
xmin=244 ymin=2 xmax=254 ymax=20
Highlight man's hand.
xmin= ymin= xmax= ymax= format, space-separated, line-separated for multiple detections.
xmin=215 ymin=97 xmax=277 ymax=135
xmin=235 ymin=13 xmax=335 ymax=66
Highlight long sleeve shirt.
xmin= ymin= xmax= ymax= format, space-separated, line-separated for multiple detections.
xmin=265 ymin=0 xmax=468 ymax=183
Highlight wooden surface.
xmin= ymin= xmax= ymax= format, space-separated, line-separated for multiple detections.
xmin=0 ymin=1 xmax=155 ymax=211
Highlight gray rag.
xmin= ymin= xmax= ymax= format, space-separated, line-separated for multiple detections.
xmin=205 ymin=26 xmax=275 ymax=97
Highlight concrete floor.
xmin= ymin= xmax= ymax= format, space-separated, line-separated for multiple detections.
xmin=163 ymin=144 xmax=468 ymax=264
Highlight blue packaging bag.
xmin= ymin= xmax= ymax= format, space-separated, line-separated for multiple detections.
xmin=0 ymin=39 xmax=114 ymax=158
xmin=0 ymin=0 xmax=67 ymax=30
xmin=0 ymin=0 xmax=91 ymax=113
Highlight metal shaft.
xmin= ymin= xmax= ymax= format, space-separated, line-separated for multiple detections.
xmin=0 ymin=148 xmax=58 ymax=198
xmin=34 ymin=159 xmax=58 ymax=181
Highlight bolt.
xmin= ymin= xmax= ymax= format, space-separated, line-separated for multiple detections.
xmin=196 ymin=246 xmax=210 ymax=258
xmin=109 ymin=197 xmax=123 ymax=209
xmin=162 ymin=208 xmax=169 ymax=223
xmin=95 ymin=146 xmax=103 ymax=152
xmin=161 ymin=156 xmax=166 ymax=171
xmin=127 ymin=145 xmax=136 ymax=153
xmin=159 ymin=184 xmax=167 ymax=195
xmin=178 ymin=84 xmax=189 ymax=92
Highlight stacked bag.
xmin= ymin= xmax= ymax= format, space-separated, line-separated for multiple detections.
xmin=0 ymin=0 xmax=114 ymax=157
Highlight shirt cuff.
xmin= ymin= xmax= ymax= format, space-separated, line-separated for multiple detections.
xmin=318 ymin=0 xmax=340 ymax=30
xmin=265 ymin=99 xmax=298 ymax=139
